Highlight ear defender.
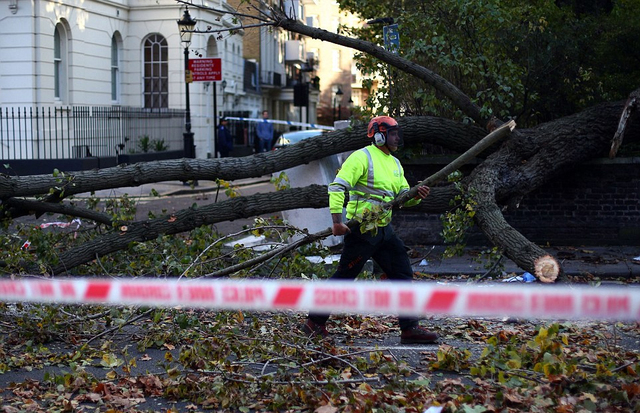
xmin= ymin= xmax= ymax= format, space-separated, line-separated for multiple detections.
xmin=372 ymin=122 xmax=386 ymax=146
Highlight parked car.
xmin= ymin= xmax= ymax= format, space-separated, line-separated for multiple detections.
xmin=272 ymin=129 xmax=326 ymax=149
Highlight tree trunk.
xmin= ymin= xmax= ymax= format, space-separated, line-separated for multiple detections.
xmin=469 ymin=101 xmax=629 ymax=281
xmin=0 ymin=117 xmax=483 ymax=202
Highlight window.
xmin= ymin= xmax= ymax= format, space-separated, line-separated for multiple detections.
xmin=143 ymin=34 xmax=169 ymax=109
xmin=54 ymin=23 xmax=68 ymax=102
xmin=206 ymin=36 xmax=219 ymax=57
xmin=352 ymin=88 xmax=362 ymax=107
xmin=306 ymin=15 xmax=318 ymax=28
xmin=331 ymin=17 xmax=339 ymax=32
xmin=111 ymin=34 xmax=121 ymax=102
xmin=332 ymin=49 xmax=341 ymax=72
xmin=351 ymin=61 xmax=359 ymax=84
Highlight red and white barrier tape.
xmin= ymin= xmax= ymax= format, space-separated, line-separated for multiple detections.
xmin=1 ymin=278 xmax=638 ymax=321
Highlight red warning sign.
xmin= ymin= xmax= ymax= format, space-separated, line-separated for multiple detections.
xmin=188 ymin=58 xmax=222 ymax=82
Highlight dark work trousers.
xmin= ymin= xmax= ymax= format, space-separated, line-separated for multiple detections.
xmin=308 ymin=224 xmax=420 ymax=330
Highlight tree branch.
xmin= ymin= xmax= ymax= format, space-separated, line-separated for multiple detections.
xmin=609 ymin=88 xmax=640 ymax=158
xmin=3 ymin=198 xmax=114 ymax=225
xmin=0 ymin=117 xmax=482 ymax=201
xmin=44 ymin=185 xmax=329 ymax=275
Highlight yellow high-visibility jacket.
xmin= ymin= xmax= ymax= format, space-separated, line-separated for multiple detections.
xmin=328 ymin=144 xmax=421 ymax=227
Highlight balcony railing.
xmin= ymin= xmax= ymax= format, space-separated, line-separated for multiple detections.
xmin=260 ymin=71 xmax=283 ymax=87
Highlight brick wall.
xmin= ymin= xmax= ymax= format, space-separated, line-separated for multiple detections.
xmin=393 ymin=158 xmax=640 ymax=246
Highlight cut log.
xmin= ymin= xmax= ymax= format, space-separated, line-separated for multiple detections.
xmin=534 ymin=255 xmax=560 ymax=283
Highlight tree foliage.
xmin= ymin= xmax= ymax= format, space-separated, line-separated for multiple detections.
xmin=340 ymin=0 xmax=640 ymax=126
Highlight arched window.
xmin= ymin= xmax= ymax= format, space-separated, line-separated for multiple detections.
xmin=111 ymin=33 xmax=122 ymax=102
xmin=206 ymin=36 xmax=218 ymax=57
xmin=143 ymin=34 xmax=169 ymax=109
xmin=54 ymin=23 xmax=68 ymax=102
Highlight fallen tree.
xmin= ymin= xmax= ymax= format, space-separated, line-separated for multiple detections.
xmin=1 ymin=1 xmax=639 ymax=280
xmin=1 ymin=99 xmax=635 ymax=278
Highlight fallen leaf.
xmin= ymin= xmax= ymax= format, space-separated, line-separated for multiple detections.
xmin=315 ymin=405 xmax=338 ymax=413
xmin=76 ymin=392 xmax=102 ymax=403
xmin=504 ymin=391 xmax=524 ymax=404
xmin=94 ymin=382 xmax=108 ymax=395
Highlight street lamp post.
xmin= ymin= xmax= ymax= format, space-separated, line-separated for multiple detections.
xmin=333 ymin=87 xmax=343 ymax=123
xmin=177 ymin=7 xmax=197 ymax=158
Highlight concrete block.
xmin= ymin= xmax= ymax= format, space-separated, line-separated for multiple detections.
xmin=279 ymin=154 xmax=347 ymax=247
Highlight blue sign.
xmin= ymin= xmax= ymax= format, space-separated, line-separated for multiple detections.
xmin=383 ymin=24 xmax=400 ymax=54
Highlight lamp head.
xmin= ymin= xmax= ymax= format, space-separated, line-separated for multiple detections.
xmin=177 ymin=7 xmax=197 ymax=45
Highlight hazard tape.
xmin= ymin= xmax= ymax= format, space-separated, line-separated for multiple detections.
xmin=224 ymin=116 xmax=335 ymax=131
xmin=1 ymin=278 xmax=639 ymax=321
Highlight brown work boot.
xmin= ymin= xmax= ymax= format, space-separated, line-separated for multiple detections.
xmin=400 ymin=325 xmax=438 ymax=344
xmin=301 ymin=319 xmax=330 ymax=339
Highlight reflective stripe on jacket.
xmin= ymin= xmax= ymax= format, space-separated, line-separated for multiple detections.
xmin=328 ymin=145 xmax=420 ymax=227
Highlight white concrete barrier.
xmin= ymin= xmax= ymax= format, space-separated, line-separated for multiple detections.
xmin=278 ymin=120 xmax=352 ymax=247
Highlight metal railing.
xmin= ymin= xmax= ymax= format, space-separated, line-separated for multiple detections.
xmin=0 ymin=106 xmax=186 ymax=160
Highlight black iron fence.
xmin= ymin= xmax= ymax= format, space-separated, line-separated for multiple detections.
xmin=0 ymin=106 xmax=186 ymax=161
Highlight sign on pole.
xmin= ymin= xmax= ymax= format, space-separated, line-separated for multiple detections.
xmin=188 ymin=58 xmax=222 ymax=82
xmin=383 ymin=24 xmax=400 ymax=54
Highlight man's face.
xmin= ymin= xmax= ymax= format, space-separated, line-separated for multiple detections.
xmin=385 ymin=128 xmax=401 ymax=151
xmin=262 ymin=111 xmax=269 ymax=119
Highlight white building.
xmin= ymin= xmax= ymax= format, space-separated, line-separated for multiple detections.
xmin=0 ymin=0 xmax=256 ymax=159
xmin=0 ymin=1 xmax=348 ymax=164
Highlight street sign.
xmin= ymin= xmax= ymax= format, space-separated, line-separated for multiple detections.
xmin=188 ymin=58 xmax=222 ymax=82
xmin=383 ymin=24 xmax=400 ymax=54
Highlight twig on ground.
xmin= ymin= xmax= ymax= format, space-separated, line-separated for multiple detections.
xmin=85 ymin=308 xmax=153 ymax=345
xmin=474 ymin=255 xmax=504 ymax=282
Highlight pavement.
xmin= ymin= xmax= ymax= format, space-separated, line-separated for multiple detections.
xmin=88 ymin=177 xmax=640 ymax=281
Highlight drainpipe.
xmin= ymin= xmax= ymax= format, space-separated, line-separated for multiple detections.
xmin=32 ymin=0 xmax=40 ymax=105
